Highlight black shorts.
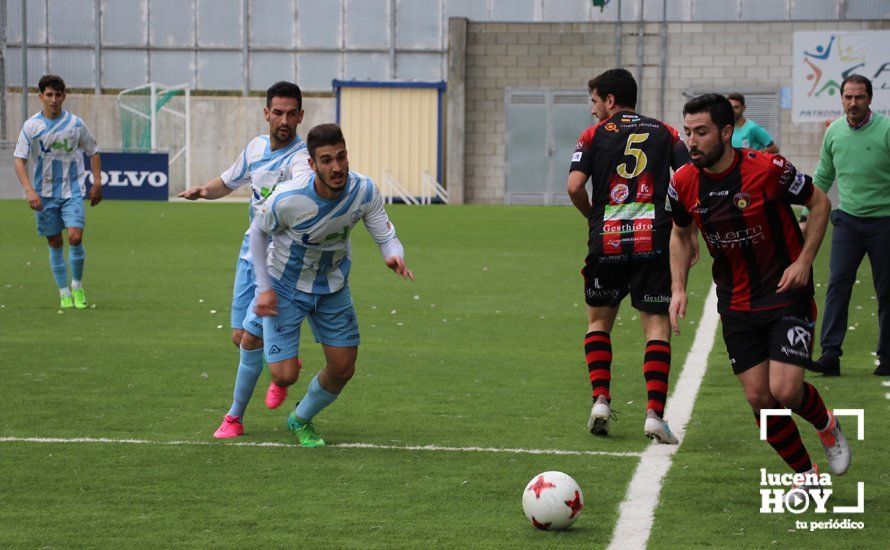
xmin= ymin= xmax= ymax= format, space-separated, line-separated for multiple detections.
xmin=720 ymin=299 xmax=816 ymax=375
xmin=582 ymin=251 xmax=671 ymax=313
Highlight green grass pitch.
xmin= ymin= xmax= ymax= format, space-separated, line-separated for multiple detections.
xmin=0 ymin=200 xmax=886 ymax=548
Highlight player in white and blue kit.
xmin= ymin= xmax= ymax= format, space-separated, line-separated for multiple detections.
xmin=245 ymin=123 xmax=413 ymax=447
xmin=178 ymin=82 xmax=312 ymax=438
xmin=13 ymin=75 xmax=103 ymax=309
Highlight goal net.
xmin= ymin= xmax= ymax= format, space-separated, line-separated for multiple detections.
xmin=118 ymin=83 xmax=191 ymax=193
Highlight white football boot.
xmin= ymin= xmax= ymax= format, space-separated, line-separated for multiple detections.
xmin=644 ymin=409 xmax=678 ymax=444
xmin=818 ymin=412 xmax=851 ymax=475
xmin=588 ymin=394 xmax=611 ymax=436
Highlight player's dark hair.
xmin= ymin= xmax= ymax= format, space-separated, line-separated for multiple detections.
xmin=38 ymin=74 xmax=66 ymax=93
xmin=588 ymin=68 xmax=637 ymax=109
xmin=684 ymin=94 xmax=735 ymax=132
xmin=266 ymin=81 xmax=302 ymax=109
xmin=726 ymin=93 xmax=745 ymax=105
xmin=307 ymin=123 xmax=345 ymax=159
xmin=841 ymin=74 xmax=872 ymax=99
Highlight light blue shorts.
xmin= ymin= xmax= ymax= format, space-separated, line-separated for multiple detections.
xmin=243 ymin=285 xmax=360 ymax=363
xmin=230 ymin=256 xmax=255 ymax=330
xmin=36 ymin=196 xmax=84 ymax=236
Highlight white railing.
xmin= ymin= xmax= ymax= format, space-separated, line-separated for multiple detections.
xmin=421 ymin=171 xmax=449 ymax=204
xmin=381 ymin=171 xmax=419 ymax=205
xmin=380 ymin=171 xmax=448 ymax=205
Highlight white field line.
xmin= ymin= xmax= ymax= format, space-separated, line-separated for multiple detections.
xmin=0 ymin=436 xmax=642 ymax=458
xmin=881 ymin=380 xmax=890 ymax=387
xmin=607 ymin=284 xmax=720 ymax=550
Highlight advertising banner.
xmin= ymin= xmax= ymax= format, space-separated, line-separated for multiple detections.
xmin=792 ymin=31 xmax=890 ymax=123
xmin=84 ymin=151 xmax=169 ymax=201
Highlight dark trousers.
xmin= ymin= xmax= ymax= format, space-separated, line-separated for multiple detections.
xmin=820 ymin=210 xmax=890 ymax=362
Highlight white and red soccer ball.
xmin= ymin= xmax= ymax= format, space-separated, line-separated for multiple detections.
xmin=522 ymin=471 xmax=584 ymax=530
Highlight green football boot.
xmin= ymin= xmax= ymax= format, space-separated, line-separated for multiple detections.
xmin=72 ymin=288 xmax=87 ymax=309
xmin=60 ymin=294 xmax=74 ymax=309
xmin=287 ymin=410 xmax=326 ymax=447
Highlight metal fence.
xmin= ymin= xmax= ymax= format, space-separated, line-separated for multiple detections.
xmin=3 ymin=0 xmax=887 ymax=95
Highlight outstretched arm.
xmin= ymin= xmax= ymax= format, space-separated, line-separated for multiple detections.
xmin=363 ymin=185 xmax=414 ymax=281
xmin=178 ymin=176 xmax=233 ymax=200
xmin=380 ymin=238 xmax=414 ymax=280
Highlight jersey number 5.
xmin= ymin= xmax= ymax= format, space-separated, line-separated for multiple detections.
xmin=616 ymin=133 xmax=650 ymax=179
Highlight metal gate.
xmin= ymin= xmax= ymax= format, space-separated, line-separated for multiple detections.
xmin=504 ymin=88 xmax=592 ymax=205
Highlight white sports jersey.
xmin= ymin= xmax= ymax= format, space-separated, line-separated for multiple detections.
xmin=254 ymin=171 xmax=398 ymax=295
xmin=14 ymin=111 xmax=99 ymax=199
xmin=221 ymin=134 xmax=311 ymax=260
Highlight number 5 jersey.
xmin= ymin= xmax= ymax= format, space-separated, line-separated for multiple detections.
xmin=570 ymin=111 xmax=689 ymax=256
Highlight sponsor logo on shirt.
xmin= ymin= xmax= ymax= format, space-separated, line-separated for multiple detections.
xmin=668 ymin=182 xmax=679 ymax=201
xmin=601 ymin=220 xmax=654 ymax=234
xmin=610 ymin=183 xmax=630 ymax=203
xmin=787 ymin=171 xmax=807 ymax=196
xmin=692 ymin=198 xmax=708 ymax=214
xmin=571 ymin=151 xmax=583 ymax=162
xmin=704 ymin=225 xmax=765 ymax=248
xmin=709 ymin=190 xmax=729 ymax=197
xmin=38 ymin=138 xmax=74 ymax=154
xmin=604 ymin=123 xmax=619 ymax=133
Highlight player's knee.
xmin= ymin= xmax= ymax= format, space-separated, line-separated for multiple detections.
xmin=275 ymin=362 xmax=301 ymax=386
xmin=330 ymin=363 xmax=355 ymax=384
xmin=68 ymin=234 xmax=82 ymax=246
xmin=47 ymin=235 xmax=63 ymax=248
xmin=771 ymin=384 xmax=802 ymax=409
xmin=745 ymin=390 xmax=774 ymax=412
xmin=239 ymin=331 xmax=262 ymax=351
xmin=231 ymin=329 xmax=244 ymax=347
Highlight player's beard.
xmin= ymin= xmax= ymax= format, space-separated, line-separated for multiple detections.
xmin=274 ymin=125 xmax=293 ymax=143
xmin=690 ymin=140 xmax=725 ymax=169
xmin=317 ymin=169 xmax=348 ymax=194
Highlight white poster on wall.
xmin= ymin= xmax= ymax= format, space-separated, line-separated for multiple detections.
xmin=792 ymin=31 xmax=890 ymax=123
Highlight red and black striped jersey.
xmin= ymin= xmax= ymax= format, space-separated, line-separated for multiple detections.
xmin=669 ymin=149 xmax=815 ymax=313
xmin=570 ymin=111 xmax=689 ymax=256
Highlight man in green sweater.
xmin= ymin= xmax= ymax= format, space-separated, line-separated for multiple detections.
xmin=812 ymin=75 xmax=890 ymax=377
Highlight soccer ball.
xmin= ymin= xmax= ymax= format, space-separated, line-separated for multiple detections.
xmin=522 ymin=471 xmax=584 ymax=530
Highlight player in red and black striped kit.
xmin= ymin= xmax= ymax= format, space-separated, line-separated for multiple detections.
xmin=668 ymin=94 xmax=850 ymax=494
xmin=567 ymin=68 xmax=690 ymax=443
